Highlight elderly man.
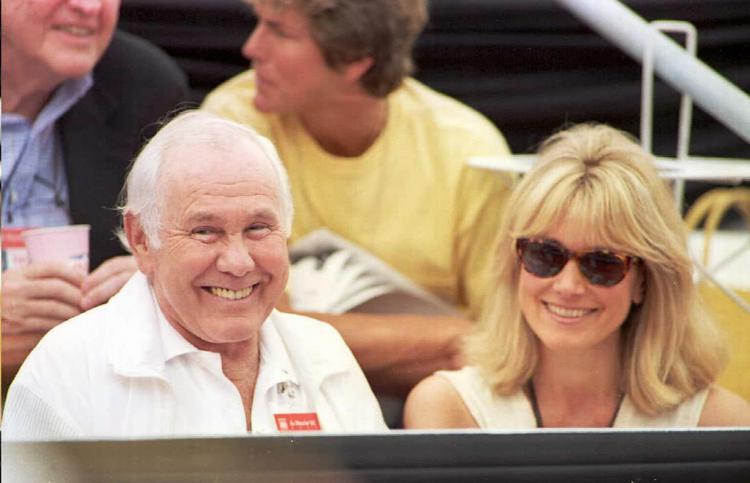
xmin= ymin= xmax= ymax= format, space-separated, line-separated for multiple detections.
xmin=2 ymin=111 xmax=386 ymax=439
xmin=1 ymin=0 xmax=188 ymax=388
xmin=203 ymin=0 xmax=514 ymax=401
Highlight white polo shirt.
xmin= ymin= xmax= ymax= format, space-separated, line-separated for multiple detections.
xmin=3 ymin=272 xmax=386 ymax=440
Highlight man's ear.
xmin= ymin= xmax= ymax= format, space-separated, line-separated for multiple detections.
xmin=124 ymin=213 xmax=155 ymax=276
xmin=341 ymin=56 xmax=374 ymax=84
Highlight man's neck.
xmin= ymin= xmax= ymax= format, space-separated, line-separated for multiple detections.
xmin=299 ymin=94 xmax=388 ymax=158
xmin=220 ymin=339 xmax=261 ymax=383
xmin=161 ymin=310 xmax=262 ymax=429
xmin=220 ymin=340 xmax=261 ymax=431
xmin=1 ymin=50 xmax=63 ymax=120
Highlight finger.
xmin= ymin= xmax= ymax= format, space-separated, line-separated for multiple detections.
xmin=2 ymin=299 xmax=81 ymax=333
xmin=25 ymin=261 xmax=86 ymax=286
xmin=22 ymin=298 xmax=81 ymax=322
xmin=3 ymin=276 xmax=82 ymax=327
xmin=81 ymin=256 xmax=137 ymax=293
xmin=29 ymin=278 xmax=84 ymax=307
xmin=80 ymin=270 xmax=133 ymax=310
xmin=4 ymin=315 xmax=65 ymax=333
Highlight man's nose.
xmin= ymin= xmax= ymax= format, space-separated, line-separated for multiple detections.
xmin=242 ymin=25 xmax=266 ymax=62
xmin=68 ymin=0 xmax=103 ymax=16
xmin=216 ymin=237 xmax=256 ymax=277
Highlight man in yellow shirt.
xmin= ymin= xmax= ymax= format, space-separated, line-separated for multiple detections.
xmin=203 ymin=0 xmax=513 ymax=400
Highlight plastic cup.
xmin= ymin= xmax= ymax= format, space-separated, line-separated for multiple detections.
xmin=22 ymin=224 xmax=90 ymax=274
xmin=2 ymin=227 xmax=30 ymax=270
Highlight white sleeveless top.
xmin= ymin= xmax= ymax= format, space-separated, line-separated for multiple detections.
xmin=436 ymin=366 xmax=709 ymax=428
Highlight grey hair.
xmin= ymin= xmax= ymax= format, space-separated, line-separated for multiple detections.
xmin=118 ymin=110 xmax=294 ymax=249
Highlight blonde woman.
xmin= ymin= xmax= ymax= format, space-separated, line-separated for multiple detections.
xmin=405 ymin=124 xmax=750 ymax=428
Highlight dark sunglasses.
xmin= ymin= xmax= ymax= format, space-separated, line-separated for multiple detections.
xmin=516 ymin=238 xmax=639 ymax=287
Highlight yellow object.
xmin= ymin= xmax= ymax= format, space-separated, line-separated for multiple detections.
xmin=203 ymin=72 xmax=514 ymax=318
xmin=700 ymin=285 xmax=750 ymax=400
xmin=685 ymin=187 xmax=750 ymax=400
xmin=684 ymin=187 xmax=750 ymax=266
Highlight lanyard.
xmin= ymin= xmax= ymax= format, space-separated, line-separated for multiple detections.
xmin=3 ymin=129 xmax=65 ymax=224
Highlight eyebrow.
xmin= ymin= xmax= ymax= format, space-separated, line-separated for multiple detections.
xmin=185 ymin=207 xmax=280 ymax=225
xmin=249 ymin=206 xmax=280 ymax=222
xmin=185 ymin=212 xmax=220 ymax=225
xmin=264 ymin=19 xmax=290 ymax=36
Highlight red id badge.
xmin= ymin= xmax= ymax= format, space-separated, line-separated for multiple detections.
xmin=274 ymin=412 xmax=321 ymax=431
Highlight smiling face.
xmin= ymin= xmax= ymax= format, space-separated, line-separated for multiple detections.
xmin=241 ymin=2 xmax=352 ymax=114
xmin=518 ymin=221 xmax=643 ymax=355
xmin=134 ymin=138 xmax=289 ymax=351
xmin=2 ymin=0 xmax=120 ymax=85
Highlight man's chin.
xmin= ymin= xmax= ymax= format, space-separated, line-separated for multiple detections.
xmin=52 ymin=56 xmax=99 ymax=80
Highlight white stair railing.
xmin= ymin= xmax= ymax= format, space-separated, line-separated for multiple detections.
xmin=641 ymin=21 xmax=697 ymax=210
xmin=555 ymin=0 xmax=750 ymax=145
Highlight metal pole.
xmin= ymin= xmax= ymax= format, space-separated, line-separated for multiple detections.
xmin=555 ymin=0 xmax=750 ymax=144
xmin=642 ymin=21 xmax=697 ymax=211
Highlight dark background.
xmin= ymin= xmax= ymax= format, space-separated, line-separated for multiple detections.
xmin=119 ymin=0 xmax=750 ymax=209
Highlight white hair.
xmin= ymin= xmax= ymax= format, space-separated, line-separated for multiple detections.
xmin=118 ymin=110 xmax=294 ymax=249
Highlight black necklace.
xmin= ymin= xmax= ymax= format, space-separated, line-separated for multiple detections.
xmin=526 ymin=380 xmax=624 ymax=428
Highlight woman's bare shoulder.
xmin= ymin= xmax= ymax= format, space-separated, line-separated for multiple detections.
xmin=699 ymin=385 xmax=750 ymax=427
xmin=403 ymin=374 xmax=479 ymax=429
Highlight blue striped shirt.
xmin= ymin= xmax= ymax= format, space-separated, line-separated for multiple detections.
xmin=2 ymin=75 xmax=93 ymax=228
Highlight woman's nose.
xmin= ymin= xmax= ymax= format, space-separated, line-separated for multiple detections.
xmin=552 ymin=259 xmax=587 ymax=295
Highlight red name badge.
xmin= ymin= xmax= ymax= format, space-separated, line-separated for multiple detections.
xmin=274 ymin=412 xmax=321 ymax=432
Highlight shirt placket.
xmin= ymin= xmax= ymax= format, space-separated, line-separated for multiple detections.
xmin=3 ymin=123 xmax=38 ymax=225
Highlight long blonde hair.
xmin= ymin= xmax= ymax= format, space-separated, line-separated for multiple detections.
xmin=466 ymin=123 xmax=726 ymax=415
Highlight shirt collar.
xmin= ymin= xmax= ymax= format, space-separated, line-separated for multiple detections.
xmin=107 ymin=275 xmax=347 ymax=389
xmin=255 ymin=314 xmax=301 ymax=396
xmin=1 ymin=75 xmax=92 ymax=128
xmin=155 ymin=302 xmax=203 ymax=363
xmin=31 ymin=75 xmax=93 ymax=134
xmin=108 ymin=272 xmax=205 ymax=378
xmin=108 ymin=273 xmax=270 ymax=380
xmin=261 ymin=311 xmax=353 ymax=393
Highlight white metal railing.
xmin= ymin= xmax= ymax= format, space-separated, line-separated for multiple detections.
xmin=554 ymin=0 xmax=750 ymax=145
xmin=641 ymin=21 xmax=696 ymax=209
